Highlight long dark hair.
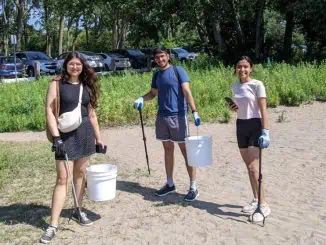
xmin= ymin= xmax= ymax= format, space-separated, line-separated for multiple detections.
xmin=61 ymin=52 xmax=99 ymax=108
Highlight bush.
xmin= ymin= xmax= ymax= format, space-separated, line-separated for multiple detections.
xmin=0 ymin=62 xmax=325 ymax=132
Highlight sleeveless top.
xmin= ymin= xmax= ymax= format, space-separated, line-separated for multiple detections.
xmin=59 ymin=81 xmax=91 ymax=118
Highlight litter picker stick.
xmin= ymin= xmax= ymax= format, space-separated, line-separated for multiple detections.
xmin=251 ymin=148 xmax=266 ymax=226
xmin=139 ymin=109 xmax=150 ymax=175
xmin=64 ymin=153 xmax=82 ymax=220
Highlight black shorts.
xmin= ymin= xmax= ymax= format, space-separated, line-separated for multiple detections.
xmin=236 ymin=118 xmax=262 ymax=148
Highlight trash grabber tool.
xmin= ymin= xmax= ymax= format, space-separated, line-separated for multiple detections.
xmin=139 ymin=109 xmax=150 ymax=175
xmin=251 ymin=148 xmax=266 ymax=226
xmin=64 ymin=153 xmax=82 ymax=221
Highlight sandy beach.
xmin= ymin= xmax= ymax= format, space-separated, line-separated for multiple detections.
xmin=0 ymin=102 xmax=325 ymax=245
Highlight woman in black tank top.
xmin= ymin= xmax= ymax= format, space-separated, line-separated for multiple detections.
xmin=43 ymin=52 xmax=104 ymax=243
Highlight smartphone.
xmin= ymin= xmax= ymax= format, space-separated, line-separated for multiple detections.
xmin=224 ymin=97 xmax=238 ymax=109
xmin=96 ymin=144 xmax=107 ymax=154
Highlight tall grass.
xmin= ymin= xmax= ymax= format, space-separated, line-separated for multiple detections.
xmin=0 ymin=62 xmax=325 ymax=132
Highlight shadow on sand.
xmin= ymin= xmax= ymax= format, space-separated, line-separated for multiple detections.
xmin=117 ymin=180 xmax=249 ymax=224
xmin=0 ymin=203 xmax=101 ymax=231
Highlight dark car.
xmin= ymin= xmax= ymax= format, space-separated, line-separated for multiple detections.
xmin=111 ymin=49 xmax=149 ymax=69
xmin=13 ymin=51 xmax=57 ymax=77
xmin=55 ymin=51 xmax=105 ymax=73
xmin=140 ymin=48 xmax=157 ymax=68
xmin=0 ymin=56 xmax=25 ymax=79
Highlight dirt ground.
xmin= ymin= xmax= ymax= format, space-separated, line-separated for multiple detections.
xmin=0 ymin=102 xmax=325 ymax=245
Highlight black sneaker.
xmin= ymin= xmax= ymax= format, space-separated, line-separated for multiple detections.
xmin=40 ymin=225 xmax=57 ymax=244
xmin=184 ymin=189 xmax=199 ymax=202
xmin=154 ymin=184 xmax=176 ymax=196
xmin=71 ymin=210 xmax=94 ymax=226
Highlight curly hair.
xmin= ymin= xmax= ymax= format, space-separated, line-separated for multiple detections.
xmin=60 ymin=52 xmax=100 ymax=108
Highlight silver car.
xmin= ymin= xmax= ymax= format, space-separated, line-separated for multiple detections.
xmin=100 ymin=52 xmax=131 ymax=71
xmin=55 ymin=51 xmax=105 ymax=73
xmin=171 ymin=48 xmax=196 ymax=61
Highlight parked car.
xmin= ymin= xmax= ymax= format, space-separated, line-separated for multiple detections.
xmin=0 ymin=56 xmax=25 ymax=79
xmin=140 ymin=48 xmax=156 ymax=68
xmin=171 ymin=48 xmax=196 ymax=61
xmin=98 ymin=53 xmax=131 ymax=71
xmin=111 ymin=49 xmax=149 ymax=69
xmin=13 ymin=51 xmax=57 ymax=77
xmin=55 ymin=51 xmax=105 ymax=73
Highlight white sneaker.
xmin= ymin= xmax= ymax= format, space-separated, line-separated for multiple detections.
xmin=242 ymin=199 xmax=258 ymax=214
xmin=249 ymin=203 xmax=271 ymax=223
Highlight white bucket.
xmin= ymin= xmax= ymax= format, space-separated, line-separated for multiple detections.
xmin=185 ymin=136 xmax=212 ymax=167
xmin=86 ymin=164 xmax=118 ymax=201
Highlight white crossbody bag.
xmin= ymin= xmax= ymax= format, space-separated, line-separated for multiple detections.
xmin=58 ymin=83 xmax=83 ymax=133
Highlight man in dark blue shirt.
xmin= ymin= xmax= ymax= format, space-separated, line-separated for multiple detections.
xmin=133 ymin=47 xmax=201 ymax=201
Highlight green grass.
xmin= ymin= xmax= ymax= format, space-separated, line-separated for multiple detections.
xmin=0 ymin=141 xmax=110 ymax=243
xmin=0 ymin=62 xmax=325 ymax=132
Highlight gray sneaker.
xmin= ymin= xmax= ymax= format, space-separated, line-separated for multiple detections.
xmin=184 ymin=189 xmax=199 ymax=202
xmin=40 ymin=225 xmax=57 ymax=244
xmin=71 ymin=210 xmax=94 ymax=226
xmin=154 ymin=184 xmax=176 ymax=197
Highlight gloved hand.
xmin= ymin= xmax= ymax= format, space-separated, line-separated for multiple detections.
xmin=192 ymin=111 xmax=201 ymax=127
xmin=258 ymin=129 xmax=270 ymax=149
xmin=52 ymin=136 xmax=66 ymax=155
xmin=133 ymin=97 xmax=144 ymax=110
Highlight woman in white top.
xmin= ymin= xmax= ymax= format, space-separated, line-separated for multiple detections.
xmin=229 ymin=56 xmax=271 ymax=223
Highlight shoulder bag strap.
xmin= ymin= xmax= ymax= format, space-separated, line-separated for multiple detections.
xmin=55 ymin=80 xmax=60 ymax=120
xmin=78 ymin=83 xmax=83 ymax=105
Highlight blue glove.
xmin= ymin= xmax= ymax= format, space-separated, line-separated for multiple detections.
xmin=258 ymin=129 xmax=270 ymax=149
xmin=192 ymin=111 xmax=201 ymax=127
xmin=133 ymin=97 xmax=144 ymax=110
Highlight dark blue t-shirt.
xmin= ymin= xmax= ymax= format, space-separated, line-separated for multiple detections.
xmin=151 ymin=65 xmax=189 ymax=116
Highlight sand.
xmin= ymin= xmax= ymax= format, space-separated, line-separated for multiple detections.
xmin=0 ymin=102 xmax=325 ymax=245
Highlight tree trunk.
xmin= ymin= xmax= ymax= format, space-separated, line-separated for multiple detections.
xmin=112 ymin=17 xmax=118 ymax=50
xmin=212 ymin=20 xmax=226 ymax=49
xmin=72 ymin=17 xmax=80 ymax=51
xmin=84 ymin=21 xmax=89 ymax=49
xmin=2 ymin=0 xmax=9 ymax=55
xmin=118 ymin=18 xmax=127 ymax=49
xmin=255 ymin=0 xmax=266 ymax=60
xmin=14 ymin=0 xmax=25 ymax=51
xmin=229 ymin=0 xmax=245 ymax=45
xmin=58 ymin=15 xmax=64 ymax=55
xmin=282 ymin=11 xmax=294 ymax=61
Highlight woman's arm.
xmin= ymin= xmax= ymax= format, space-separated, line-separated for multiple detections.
xmin=88 ymin=106 xmax=103 ymax=146
xmin=46 ymin=81 xmax=60 ymax=137
xmin=258 ymin=98 xmax=269 ymax=129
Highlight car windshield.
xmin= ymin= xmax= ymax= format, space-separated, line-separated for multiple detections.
xmin=173 ymin=48 xmax=189 ymax=54
xmin=80 ymin=51 xmax=96 ymax=56
xmin=26 ymin=52 xmax=50 ymax=60
xmin=107 ymin=53 xmax=125 ymax=58
xmin=0 ymin=57 xmax=22 ymax=63
xmin=127 ymin=49 xmax=145 ymax=56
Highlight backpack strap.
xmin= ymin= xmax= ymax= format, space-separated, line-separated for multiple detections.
xmin=153 ymin=69 xmax=159 ymax=84
xmin=172 ymin=65 xmax=181 ymax=85
xmin=152 ymin=65 xmax=182 ymax=85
